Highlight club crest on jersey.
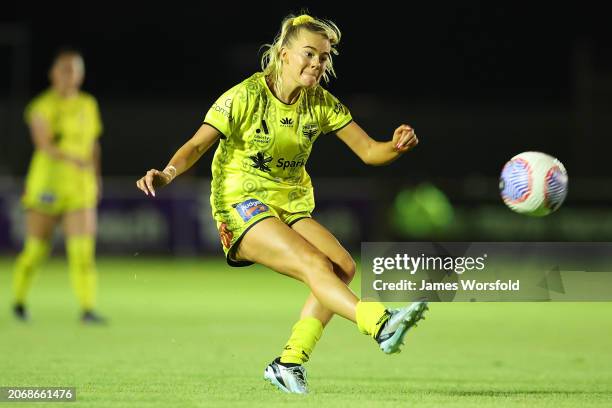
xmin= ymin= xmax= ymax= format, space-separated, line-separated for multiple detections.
xmin=234 ymin=199 xmax=269 ymax=222
xmin=301 ymin=123 xmax=319 ymax=141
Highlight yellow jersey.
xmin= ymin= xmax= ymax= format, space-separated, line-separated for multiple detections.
xmin=204 ymin=73 xmax=352 ymax=219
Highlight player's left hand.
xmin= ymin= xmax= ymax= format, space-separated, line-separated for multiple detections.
xmin=392 ymin=124 xmax=418 ymax=153
xmin=136 ymin=169 xmax=171 ymax=197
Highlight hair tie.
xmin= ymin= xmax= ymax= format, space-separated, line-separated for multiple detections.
xmin=292 ymin=15 xmax=315 ymax=26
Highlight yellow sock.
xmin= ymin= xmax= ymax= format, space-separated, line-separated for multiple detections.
xmin=67 ymin=236 xmax=97 ymax=310
xmin=280 ymin=317 xmax=323 ymax=365
xmin=13 ymin=238 xmax=50 ymax=303
xmin=355 ymin=301 xmax=389 ymax=338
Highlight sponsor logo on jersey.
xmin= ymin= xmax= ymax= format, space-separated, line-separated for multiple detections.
xmin=235 ymin=199 xmax=269 ymax=222
xmin=249 ymin=152 xmax=273 ymax=172
xmin=280 ymin=117 xmax=294 ymax=127
xmin=211 ymin=102 xmax=231 ymax=119
xmin=253 ymin=130 xmax=271 ymax=145
xmin=333 ymin=101 xmax=348 ymax=115
xmin=277 ymin=157 xmax=306 ymax=170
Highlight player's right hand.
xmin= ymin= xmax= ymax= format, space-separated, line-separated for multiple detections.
xmin=136 ymin=169 xmax=171 ymax=197
xmin=393 ymin=124 xmax=418 ymax=152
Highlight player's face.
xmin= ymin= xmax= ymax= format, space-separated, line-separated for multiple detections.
xmin=50 ymin=54 xmax=85 ymax=94
xmin=283 ymin=30 xmax=331 ymax=88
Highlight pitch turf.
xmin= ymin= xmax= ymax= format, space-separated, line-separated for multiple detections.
xmin=1 ymin=256 xmax=611 ymax=407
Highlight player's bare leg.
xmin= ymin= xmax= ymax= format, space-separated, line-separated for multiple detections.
xmin=235 ymin=217 xmax=358 ymax=321
xmin=26 ymin=210 xmax=59 ymax=240
xmin=292 ymin=218 xmax=356 ymax=326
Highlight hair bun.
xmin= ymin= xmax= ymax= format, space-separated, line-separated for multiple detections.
xmin=292 ymin=15 xmax=315 ymax=26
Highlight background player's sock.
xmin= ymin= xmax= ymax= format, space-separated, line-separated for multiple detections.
xmin=67 ymin=236 xmax=97 ymax=311
xmin=355 ymin=301 xmax=389 ymax=339
xmin=13 ymin=237 xmax=50 ymax=304
xmin=280 ymin=317 xmax=323 ymax=365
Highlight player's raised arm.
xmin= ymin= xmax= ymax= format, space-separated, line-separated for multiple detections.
xmin=136 ymin=123 xmax=221 ymax=197
xmin=335 ymin=121 xmax=418 ymax=166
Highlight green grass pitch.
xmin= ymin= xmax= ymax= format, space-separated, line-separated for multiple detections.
xmin=1 ymin=256 xmax=611 ymax=407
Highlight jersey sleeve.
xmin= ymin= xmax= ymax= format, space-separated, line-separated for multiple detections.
xmin=24 ymin=94 xmax=54 ymax=126
xmin=320 ymin=90 xmax=352 ymax=135
xmin=203 ymin=84 xmax=246 ymax=139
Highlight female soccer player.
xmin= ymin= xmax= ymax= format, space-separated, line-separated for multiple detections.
xmin=136 ymin=14 xmax=427 ymax=393
xmin=12 ymin=48 xmax=105 ymax=324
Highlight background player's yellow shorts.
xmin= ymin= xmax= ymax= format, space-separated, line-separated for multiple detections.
xmin=21 ymin=153 xmax=98 ymax=215
xmin=214 ymin=198 xmax=311 ymax=267
xmin=22 ymin=174 xmax=97 ymax=215
xmin=22 ymin=188 xmax=97 ymax=215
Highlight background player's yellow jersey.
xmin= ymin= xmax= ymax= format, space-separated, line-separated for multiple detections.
xmin=22 ymin=89 xmax=103 ymax=214
xmin=205 ymin=73 xmax=352 ymax=216
xmin=25 ymin=89 xmax=102 ymax=160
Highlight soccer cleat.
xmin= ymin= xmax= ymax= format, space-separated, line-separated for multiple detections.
xmin=13 ymin=303 xmax=29 ymax=322
xmin=81 ymin=310 xmax=108 ymax=325
xmin=376 ymin=301 xmax=428 ymax=354
xmin=264 ymin=357 xmax=308 ymax=394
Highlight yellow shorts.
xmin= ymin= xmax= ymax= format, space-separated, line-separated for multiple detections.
xmin=214 ymin=198 xmax=311 ymax=267
xmin=22 ymin=181 xmax=97 ymax=215
xmin=21 ymin=154 xmax=98 ymax=215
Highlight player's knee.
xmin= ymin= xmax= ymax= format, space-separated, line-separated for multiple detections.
xmin=336 ymin=255 xmax=356 ymax=283
xmin=299 ymin=251 xmax=334 ymax=283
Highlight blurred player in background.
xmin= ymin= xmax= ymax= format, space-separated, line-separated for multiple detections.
xmin=137 ymin=13 xmax=426 ymax=393
xmin=12 ymin=48 xmax=105 ymax=324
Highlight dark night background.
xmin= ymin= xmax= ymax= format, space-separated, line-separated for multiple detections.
xmin=1 ymin=2 xmax=610 ymax=207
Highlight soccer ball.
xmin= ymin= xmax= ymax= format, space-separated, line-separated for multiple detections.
xmin=499 ymin=151 xmax=568 ymax=216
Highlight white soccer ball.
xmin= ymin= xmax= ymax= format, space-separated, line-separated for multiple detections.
xmin=499 ymin=151 xmax=568 ymax=216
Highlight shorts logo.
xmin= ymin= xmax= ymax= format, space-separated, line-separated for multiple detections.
xmin=40 ymin=192 xmax=56 ymax=204
xmin=235 ymin=199 xmax=269 ymax=222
